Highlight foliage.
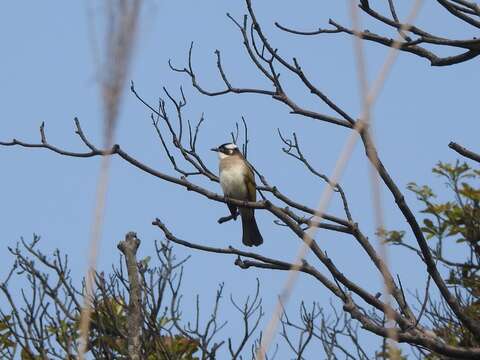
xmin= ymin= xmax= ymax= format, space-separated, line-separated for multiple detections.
xmin=375 ymin=344 xmax=408 ymax=360
xmin=391 ymin=161 xmax=480 ymax=355
xmin=0 ymin=316 xmax=14 ymax=355
xmin=0 ymin=238 xmax=201 ymax=359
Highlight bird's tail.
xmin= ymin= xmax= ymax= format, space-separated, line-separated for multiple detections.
xmin=240 ymin=209 xmax=263 ymax=247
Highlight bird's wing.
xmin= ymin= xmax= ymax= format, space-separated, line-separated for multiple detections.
xmin=244 ymin=166 xmax=257 ymax=202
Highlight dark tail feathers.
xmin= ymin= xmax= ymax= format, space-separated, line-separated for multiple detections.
xmin=240 ymin=209 xmax=263 ymax=247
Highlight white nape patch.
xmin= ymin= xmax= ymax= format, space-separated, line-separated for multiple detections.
xmin=225 ymin=143 xmax=237 ymax=150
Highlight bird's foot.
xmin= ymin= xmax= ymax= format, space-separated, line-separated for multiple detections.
xmin=218 ymin=212 xmax=239 ymax=224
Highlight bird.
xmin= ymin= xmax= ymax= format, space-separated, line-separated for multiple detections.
xmin=211 ymin=143 xmax=263 ymax=247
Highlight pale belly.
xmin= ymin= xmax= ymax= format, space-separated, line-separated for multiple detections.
xmin=220 ymin=166 xmax=247 ymax=200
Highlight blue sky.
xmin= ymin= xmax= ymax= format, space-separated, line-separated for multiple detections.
xmin=1 ymin=1 xmax=479 ymax=357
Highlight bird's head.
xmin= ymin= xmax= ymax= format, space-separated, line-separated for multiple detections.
xmin=211 ymin=143 xmax=241 ymax=160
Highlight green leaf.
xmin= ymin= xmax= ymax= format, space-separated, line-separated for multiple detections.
xmin=21 ymin=348 xmax=35 ymax=360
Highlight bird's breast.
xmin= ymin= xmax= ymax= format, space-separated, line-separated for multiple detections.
xmin=219 ymin=165 xmax=248 ymax=200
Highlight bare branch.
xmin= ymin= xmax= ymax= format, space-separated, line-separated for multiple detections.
xmin=449 ymin=141 xmax=480 ymax=163
xmin=117 ymin=232 xmax=143 ymax=360
xmin=274 ymin=1 xmax=480 ymax=66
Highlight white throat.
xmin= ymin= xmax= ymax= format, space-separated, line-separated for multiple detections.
xmin=218 ymin=152 xmax=230 ymax=160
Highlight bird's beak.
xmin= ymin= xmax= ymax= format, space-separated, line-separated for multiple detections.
xmin=210 ymin=147 xmax=219 ymax=152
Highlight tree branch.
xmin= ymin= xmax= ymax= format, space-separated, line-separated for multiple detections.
xmin=274 ymin=1 xmax=480 ymax=66
xmin=117 ymin=232 xmax=143 ymax=360
xmin=449 ymin=141 xmax=480 ymax=163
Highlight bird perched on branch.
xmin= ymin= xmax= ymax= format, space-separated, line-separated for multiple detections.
xmin=211 ymin=143 xmax=263 ymax=247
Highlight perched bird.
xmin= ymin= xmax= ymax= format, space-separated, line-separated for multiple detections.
xmin=211 ymin=143 xmax=263 ymax=247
